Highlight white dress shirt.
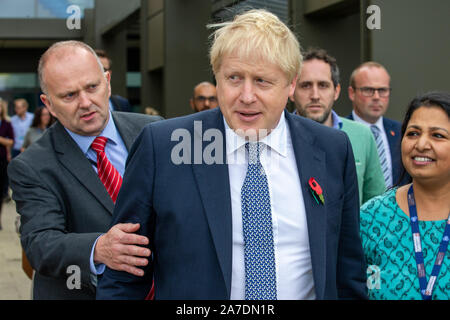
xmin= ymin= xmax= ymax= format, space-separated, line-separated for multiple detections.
xmin=352 ymin=111 xmax=393 ymax=187
xmin=225 ymin=114 xmax=316 ymax=300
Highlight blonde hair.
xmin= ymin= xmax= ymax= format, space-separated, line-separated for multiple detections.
xmin=208 ymin=9 xmax=302 ymax=83
xmin=0 ymin=98 xmax=10 ymax=121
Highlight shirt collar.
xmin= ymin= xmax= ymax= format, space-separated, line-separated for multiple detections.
xmin=352 ymin=110 xmax=384 ymax=131
xmin=224 ymin=112 xmax=288 ymax=158
xmin=66 ymin=111 xmax=119 ymax=154
xmin=331 ymin=110 xmax=343 ymax=130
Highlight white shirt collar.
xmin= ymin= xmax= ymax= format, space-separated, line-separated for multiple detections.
xmin=352 ymin=110 xmax=384 ymax=131
xmin=224 ymin=113 xmax=288 ymax=158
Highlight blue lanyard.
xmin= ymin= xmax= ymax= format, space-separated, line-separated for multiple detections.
xmin=407 ymin=185 xmax=450 ymax=300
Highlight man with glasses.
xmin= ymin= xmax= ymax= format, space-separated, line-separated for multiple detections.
xmin=190 ymin=81 xmax=218 ymax=112
xmin=348 ymin=62 xmax=403 ymax=188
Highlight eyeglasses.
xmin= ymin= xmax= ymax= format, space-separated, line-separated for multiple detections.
xmin=355 ymin=87 xmax=391 ymax=97
xmin=194 ymin=96 xmax=218 ymax=103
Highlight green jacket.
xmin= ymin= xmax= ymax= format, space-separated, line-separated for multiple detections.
xmin=340 ymin=117 xmax=386 ymax=205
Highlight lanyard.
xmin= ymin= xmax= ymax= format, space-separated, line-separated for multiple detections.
xmin=407 ymin=185 xmax=450 ymax=300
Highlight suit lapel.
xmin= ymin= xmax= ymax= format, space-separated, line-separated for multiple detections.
xmin=52 ymin=122 xmax=114 ymax=214
xmin=190 ymin=109 xmax=233 ymax=298
xmin=286 ymin=112 xmax=327 ymax=299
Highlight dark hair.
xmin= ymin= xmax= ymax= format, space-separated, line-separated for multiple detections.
xmin=31 ymin=106 xmax=53 ymax=129
xmin=396 ymin=91 xmax=450 ymax=186
xmin=303 ymin=47 xmax=340 ymax=88
xmin=94 ymin=49 xmax=112 ymax=71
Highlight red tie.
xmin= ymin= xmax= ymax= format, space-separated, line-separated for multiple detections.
xmin=91 ymin=136 xmax=123 ymax=203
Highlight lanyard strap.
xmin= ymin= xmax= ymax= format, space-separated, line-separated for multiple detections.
xmin=407 ymin=185 xmax=450 ymax=300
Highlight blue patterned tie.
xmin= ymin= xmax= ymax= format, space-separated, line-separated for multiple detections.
xmin=241 ymin=142 xmax=277 ymax=300
xmin=371 ymin=125 xmax=391 ymax=188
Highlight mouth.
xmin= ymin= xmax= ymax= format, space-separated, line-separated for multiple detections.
xmin=307 ymin=104 xmax=323 ymax=111
xmin=80 ymin=111 xmax=96 ymax=121
xmin=412 ymin=156 xmax=435 ymax=165
xmin=236 ymin=111 xmax=262 ymax=122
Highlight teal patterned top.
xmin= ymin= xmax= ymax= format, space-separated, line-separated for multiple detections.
xmin=360 ymin=188 xmax=450 ymax=300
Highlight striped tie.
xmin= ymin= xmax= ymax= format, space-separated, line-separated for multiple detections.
xmin=241 ymin=142 xmax=277 ymax=300
xmin=91 ymin=136 xmax=123 ymax=203
xmin=370 ymin=125 xmax=391 ymax=188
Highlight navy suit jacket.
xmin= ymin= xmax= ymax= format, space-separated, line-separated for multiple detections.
xmin=110 ymin=95 xmax=132 ymax=112
xmin=97 ymin=108 xmax=367 ymax=300
xmin=347 ymin=114 xmax=407 ymax=185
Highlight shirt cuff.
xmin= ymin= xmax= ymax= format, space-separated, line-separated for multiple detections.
xmin=90 ymin=235 xmax=106 ymax=275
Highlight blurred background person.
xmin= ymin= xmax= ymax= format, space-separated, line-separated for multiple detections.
xmin=0 ymin=98 xmax=14 ymax=229
xmin=21 ymin=107 xmax=53 ymax=152
xmin=143 ymin=106 xmax=160 ymax=116
xmin=189 ymin=81 xmax=218 ymax=112
xmin=360 ymin=91 xmax=450 ymax=300
xmin=95 ymin=49 xmax=132 ymax=112
xmin=10 ymin=98 xmax=34 ymax=158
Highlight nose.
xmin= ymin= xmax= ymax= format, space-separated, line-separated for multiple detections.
xmin=240 ymin=80 xmax=257 ymax=104
xmin=415 ymin=134 xmax=431 ymax=151
xmin=78 ymin=91 xmax=91 ymax=108
xmin=311 ymin=85 xmax=320 ymax=101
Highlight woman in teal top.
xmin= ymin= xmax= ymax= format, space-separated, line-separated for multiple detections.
xmin=360 ymin=91 xmax=450 ymax=300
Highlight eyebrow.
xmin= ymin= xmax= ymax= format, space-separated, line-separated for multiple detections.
xmin=407 ymin=124 xmax=449 ymax=134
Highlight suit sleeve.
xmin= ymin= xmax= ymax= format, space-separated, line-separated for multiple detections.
xmin=8 ymin=157 xmax=101 ymax=291
xmin=336 ymin=134 xmax=368 ymax=299
xmin=96 ymin=125 xmax=155 ymax=300
xmin=362 ymin=129 xmax=386 ymax=204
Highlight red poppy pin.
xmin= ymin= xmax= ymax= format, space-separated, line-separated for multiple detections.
xmin=390 ymin=130 xmax=395 ymax=136
xmin=309 ymin=177 xmax=324 ymax=205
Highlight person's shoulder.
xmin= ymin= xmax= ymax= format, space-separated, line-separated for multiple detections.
xmin=148 ymin=108 xmax=221 ymax=131
xmin=340 ymin=117 xmax=373 ymax=138
xmin=113 ymin=111 xmax=162 ymax=125
xmin=361 ymin=188 xmax=397 ymax=214
xmin=288 ymin=112 xmax=349 ymax=147
xmin=10 ymin=129 xmax=54 ymax=167
xmin=383 ymin=116 xmax=402 ymax=129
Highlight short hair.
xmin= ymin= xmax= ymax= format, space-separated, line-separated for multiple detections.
xmin=349 ymin=61 xmax=389 ymax=88
xmin=94 ymin=49 xmax=112 ymax=71
xmin=38 ymin=41 xmax=104 ymax=94
xmin=303 ymin=48 xmax=340 ymax=87
xmin=14 ymin=98 xmax=29 ymax=108
xmin=208 ymin=9 xmax=302 ymax=83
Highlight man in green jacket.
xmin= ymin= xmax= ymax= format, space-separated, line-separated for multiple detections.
xmin=290 ymin=48 xmax=385 ymax=205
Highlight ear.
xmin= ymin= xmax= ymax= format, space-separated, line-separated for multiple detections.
xmin=334 ymin=83 xmax=341 ymax=102
xmin=288 ymin=75 xmax=298 ymax=98
xmin=105 ymin=71 xmax=111 ymax=98
xmin=40 ymin=94 xmax=57 ymax=118
xmin=348 ymin=86 xmax=355 ymax=102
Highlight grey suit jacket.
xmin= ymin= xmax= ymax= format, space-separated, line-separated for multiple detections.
xmin=8 ymin=111 xmax=161 ymax=300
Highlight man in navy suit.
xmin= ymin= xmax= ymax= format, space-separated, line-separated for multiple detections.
xmin=347 ymin=62 xmax=405 ymax=187
xmin=95 ymin=49 xmax=133 ymax=113
xmin=97 ymin=9 xmax=367 ymax=300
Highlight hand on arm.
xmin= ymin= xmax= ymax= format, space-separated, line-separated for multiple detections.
xmin=94 ymin=223 xmax=151 ymax=277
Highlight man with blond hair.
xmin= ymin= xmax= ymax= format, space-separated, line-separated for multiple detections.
xmin=97 ymin=9 xmax=366 ymax=300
